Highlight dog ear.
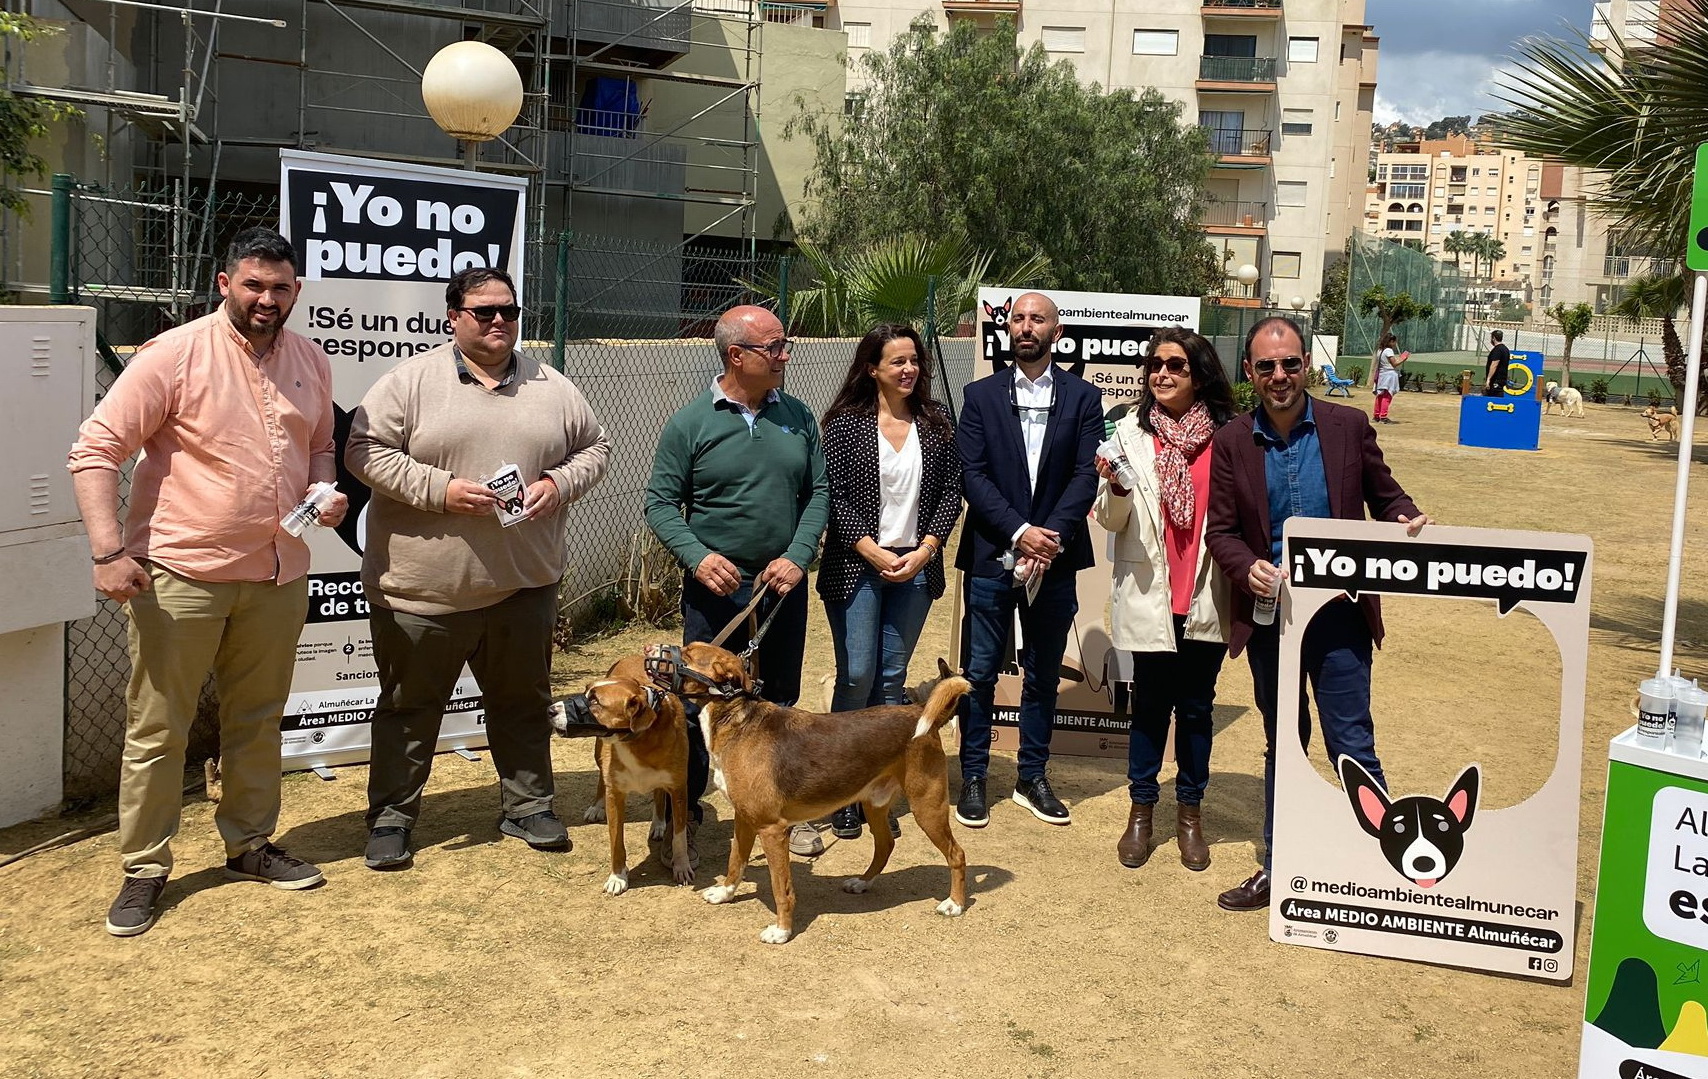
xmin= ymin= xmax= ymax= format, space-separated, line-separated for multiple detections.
xmin=982 ymin=301 xmax=995 ymax=318
xmin=938 ymin=657 xmax=954 ymax=680
xmin=1443 ymin=764 xmax=1480 ymax=829
xmin=1339 ymin=756 xmax=1390 ymax=838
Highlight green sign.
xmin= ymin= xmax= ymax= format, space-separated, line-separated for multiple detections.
xmin=1690 ymin=143 xmax=1708 ymax=272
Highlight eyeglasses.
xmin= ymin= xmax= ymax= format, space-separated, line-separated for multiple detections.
xmin=738 ymin=339 xmax=793 ymax=359
xmin=456 ymin=304 xmax=521 ymax=323
xmin=1144 ymin=357 xmax=1190 ymax=375
xmin=1252 ymin=355 xmax=1306 ymax=377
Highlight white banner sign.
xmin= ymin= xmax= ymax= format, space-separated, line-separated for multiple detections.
xmin=277 ymin=150 xmax=528 ymax=770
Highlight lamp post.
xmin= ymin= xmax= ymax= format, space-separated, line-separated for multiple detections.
xmin=1290 ymin=294 xmax=1312 ymax=350
xmin=1235 ymin=262 xmax=1260 ymax=300
xmin=421 ymin=41 xmax=524 ymax=170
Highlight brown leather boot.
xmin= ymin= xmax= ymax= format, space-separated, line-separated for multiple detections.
xmin=1116 ymin=802 xmax=1154 ymax=868
xmin=1177 ymin=803 xmax=1210 ymax=871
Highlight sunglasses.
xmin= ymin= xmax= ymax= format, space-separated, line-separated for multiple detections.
xmin=739 ymin=339 xmax=794 ymax=359
xmin=1252 ymin=355 xmax=1306 ymax=377
xmin=1144 ymin=357 xmax=1190 ymax=375
xmin=456 ymin=304 xmax=522 ymax=323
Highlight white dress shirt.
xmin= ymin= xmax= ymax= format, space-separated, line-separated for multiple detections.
xmin=1011 ymin=362 xmax=1055 ymax=544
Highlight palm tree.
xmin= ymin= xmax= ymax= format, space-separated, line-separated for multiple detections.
xmin=1483 ymin=238 xmax=1508 ymax=281
xmin=1613 ymin=274 xmax=1689 ymax=405
xmin=1492 ymin=0 xmax=1708 ymax=408
xmin=1442 ymin=230 xmax=1473 ymax=271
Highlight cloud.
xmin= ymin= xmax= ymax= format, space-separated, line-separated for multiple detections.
xmin=1373 ymin=52 xmax=1506 ymax=126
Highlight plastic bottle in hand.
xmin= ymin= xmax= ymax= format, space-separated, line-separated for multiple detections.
xmin=281 ymin=482 xmax=338 ymax=537
xmin=1252 ymin=565 xmax=1280 ymax=626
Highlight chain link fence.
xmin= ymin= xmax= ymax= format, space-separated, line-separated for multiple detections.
xmin=1342 ymin=233 xmax=1469 ymax=359
xmin=52 ymin=178 xmax=974 ymax=800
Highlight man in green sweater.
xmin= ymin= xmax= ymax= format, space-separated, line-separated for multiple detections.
xmin=347 ymin=266 xmax=609 ymax=870
xmin=645 ymin=305 xmax=829 ymax=856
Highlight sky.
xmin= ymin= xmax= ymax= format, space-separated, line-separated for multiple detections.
xmin=1364 ymin=0 xmax=1595 ymax=127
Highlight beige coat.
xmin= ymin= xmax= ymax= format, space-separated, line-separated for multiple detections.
xmin=1092 ymin=413 xmax=1230 ymax=652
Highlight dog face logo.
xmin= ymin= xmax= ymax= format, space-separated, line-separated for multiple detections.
xmin=982 ymin=297 xmax=1012 ymax=328
xmin=1339 ymin=758 xmax=1480 ymax=889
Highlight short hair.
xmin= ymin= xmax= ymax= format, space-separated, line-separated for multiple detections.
xmin=446 ymin=266 xmax=515 ymax=310
xmin=712 ymin=312 xmax=744 ymax=364
xmin=1242 ymin=316 xmax=1307 ymax=363
xmin=1490 ymin=329 xmax=1504 ymax=342
xmin=224 ymin=227 xmax=297 ymax=274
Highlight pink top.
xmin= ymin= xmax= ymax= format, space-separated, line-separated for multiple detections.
xmin=1158 ymin=437 xmax=1213 ymax=618
xmin=68 ymin=309 xmax=336 ymax=584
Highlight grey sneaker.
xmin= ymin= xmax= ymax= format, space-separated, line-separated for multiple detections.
xmin=363 ymin=827 xmax=413 ymax=870
xmin=105 ymin=875 xmax=167 ymax=937
xmin=224 ymin=842 xmax=325 ymax=890
xmin=498 ymin=810 xmax=571 ymax=851
xmin=788 ymin=821 xmax=827 ymax=857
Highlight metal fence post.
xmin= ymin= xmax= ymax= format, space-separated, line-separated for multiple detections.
xmin=925 ymin=273 xmax=937 ymax=334
xmin=553 ymin=230 xmax=570 ymax=373
xmin=777 ymin=254 xmax=791 ymax=327
xmin=49 ymin=174 xmax=73 ymax=304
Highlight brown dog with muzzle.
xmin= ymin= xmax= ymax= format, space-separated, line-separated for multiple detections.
xmin=646 ymin=641 xmax=971 ymax=945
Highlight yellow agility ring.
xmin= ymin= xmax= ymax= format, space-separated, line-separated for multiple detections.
xmin=1505 ymin=362 xmax=1534 ymax=396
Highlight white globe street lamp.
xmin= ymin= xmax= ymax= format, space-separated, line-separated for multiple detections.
xmin=1289 ymin=295 xmax=1306 ymax=312
xmin=1235 ymin=263 xmax=1260 ymax=298
xmin=421 ymin=41 xmax=523 ymax=169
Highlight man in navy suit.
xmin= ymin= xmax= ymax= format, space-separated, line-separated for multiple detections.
xmin=1205 ymin=316 xmax=1432 ymax=912
xmin=954 ymin=292 xmax=1104 ymax=828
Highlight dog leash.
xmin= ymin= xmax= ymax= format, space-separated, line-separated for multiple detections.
xmin=708 ymin=581 xmax=793 ymax=660
xmin=709 ymin=582 xmax=769 ymax=649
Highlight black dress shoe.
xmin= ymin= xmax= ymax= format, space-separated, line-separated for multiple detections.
xmin=955 ymin=776 xmax=988 ymax=828
xmin=1217 ymin=869 xmax=1271 ymax=912
xmin=830 ymin=804 xmax=863 ymax=839
xmin=1013 ymin=775 xmax=1071 ymax=825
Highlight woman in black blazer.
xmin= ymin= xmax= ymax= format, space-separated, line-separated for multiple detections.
xmin=817 ymin=324 xmax=963 ymax=838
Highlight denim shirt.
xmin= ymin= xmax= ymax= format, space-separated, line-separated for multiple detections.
xmin=1253 ymin=397 xmax=1330 ymax=562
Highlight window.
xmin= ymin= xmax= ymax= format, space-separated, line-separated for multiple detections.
xmin=1389 ymin=183 xmax=1425 ymax=198
xmin=1272 ymin=252 xmax=1302 ymax=278
xmin=1287 ymin=37 xmax=1319 ymax=63
xmin=1335 ymin=101 xmax=1341 ymax=120
xmin=843 ymin=92 xmax=866 ymax=119
xmin=1387 ymin=202 xmax=1405 ymax=212
xmin=1132 ymin=29 xmax=1177 ymax=55
xmin=845 ymin=21 xmax=871 ymax=47
xmin=1385 ymin=219 xmax=1406 ymax=230
xmin=1041 ymin=26 xmax=1086 ymax=53
xmin=1376 ymin=164 xmax=1388 ymax=180
xmin=1407 ymin=203 xmax=1424 ymax=213
xmin=1277 ymin=180 xmax=1307 ymax=207
xmin=1282 ymin=108 xmax=1313 ymax=136
xmin=1471 ymin=168 xmax=1480 ymax=177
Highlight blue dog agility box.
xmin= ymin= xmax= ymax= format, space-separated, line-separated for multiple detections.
xmin=1458 ymin=395 xmax=1541 ymax=451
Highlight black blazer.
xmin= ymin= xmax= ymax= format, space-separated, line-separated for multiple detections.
xmin=954 ymin=364 xmax=1104 ymax=580
xmin=1204 ymin=396 xmax=1421 ymax=658
xmin=817 ymin=406 xmax=963 ymax=603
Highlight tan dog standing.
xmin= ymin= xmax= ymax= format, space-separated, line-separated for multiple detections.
xmin=556 ymin=655 xmax=694 ymax=894
xmin=1643 ymin=405 xmax=1681 ymax=441
xmin=652 ymin=643 xmax=970 ymax=944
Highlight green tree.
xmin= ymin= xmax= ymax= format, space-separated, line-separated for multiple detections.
xmin=0 ymin=14 xmax=77 ymax=217
xmin=1613 ymin=274 xmax=1689 ymax=405
xmin=1317 ymin=256 xmax=1347 ymax=337
xmin=1442 ymin=229 xmax=1472 ymax=270
xmin=789 ymin=15 xmax=1218 ymax=297
xmin=1546 ymin=301 xmax=1595 ymax=389
xmin=1357 ymin=285 xmax=1433 ymax=357
xmin=743 ymin=233 xmax=1051 ymax=336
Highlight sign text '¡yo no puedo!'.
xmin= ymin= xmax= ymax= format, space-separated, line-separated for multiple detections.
xmin=304 ymin=182 xmax=499 ymax=281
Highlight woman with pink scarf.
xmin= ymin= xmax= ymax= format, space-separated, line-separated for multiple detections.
xmin=1093 ymin=328 xmax=1235 ymax=875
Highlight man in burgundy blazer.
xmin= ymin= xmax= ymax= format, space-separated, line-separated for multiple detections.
xmin=1205 ymin=317 xmax=1432 ymax=913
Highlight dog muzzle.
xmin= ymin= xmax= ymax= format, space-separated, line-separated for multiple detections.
xmin=643 ymin=644 xmax=756 ymax=700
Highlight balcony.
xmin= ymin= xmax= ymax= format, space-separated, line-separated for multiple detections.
xmin=1196 ymin=55 xmax=1278 ymax=91
xmin=1201 ymin=0 xmax=1281 ymax=16
xmin=574 ymin=0 xmax=694 ymax=66
xmin=1217 ymin=277 xmax=1262 ymax=307
xmin=1203 ymin=200 xmax=1268 ymax=230
xmin=942 ymin=0 xmax=1020 ymax=11
xmin=1201 ymin=126 xmax=1272 ymax=163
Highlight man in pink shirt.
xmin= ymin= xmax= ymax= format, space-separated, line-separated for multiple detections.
xmin=68 ymin=227 xmax=348 ymax=937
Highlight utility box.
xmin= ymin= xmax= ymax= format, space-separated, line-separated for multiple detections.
xmin=0 ymin=307 xmax=99 ymax=827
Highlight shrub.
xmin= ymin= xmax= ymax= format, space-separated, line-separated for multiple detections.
xmin=1649 ymin=387 xmax=1671 ymax=409
xmin=1349 ymin=365 xmax=1365 ymax=386
xmin=1232 ymin=381 xmax=1259 ymax=413
xmin=1434 ymin=372 xmax=1451 ymax=393
xmin=1588 ymin=378 xmax=1610 ymax=404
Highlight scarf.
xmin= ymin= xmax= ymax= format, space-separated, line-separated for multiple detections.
xmin=1149 ymin=401 xmax=1215 ymax=531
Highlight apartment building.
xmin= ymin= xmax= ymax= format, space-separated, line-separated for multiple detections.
xmin=828 ymin=0 xmax=1378 ymax=307
xmin=1363 ymin=135 xmax=1545 ymax=286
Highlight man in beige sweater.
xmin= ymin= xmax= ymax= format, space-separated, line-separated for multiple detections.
xmin=347 ymin=266 xmax=609 ymax=870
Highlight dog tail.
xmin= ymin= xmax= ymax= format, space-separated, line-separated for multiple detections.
xmin=913 ymin=676 xmax=972 ymax=739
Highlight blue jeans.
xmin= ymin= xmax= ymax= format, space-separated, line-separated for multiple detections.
xmin=959 ymin=570 xmax=1078 ymax=783
xmin=680 ymin=576 xmax=808 ymax=821
xmin=825 ymin=568 xmax=934 ymax=711
xmin=1245 ymin=599 xmax=1384 ymax=872
xmin=1127 ymin=615 xmax=1227 ymax=806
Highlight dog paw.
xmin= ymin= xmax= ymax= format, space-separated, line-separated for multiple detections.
xmin=759 ymin=924 xmax=794 ymax=945
xmin=702 ymin=883 xmax=737 ymax=905
xmin=603 ymin=872 xmax=629 ymax=896
xmin=583 ymin=802 xmax=606 ymax=824
xmin=936 ymin=898 xmax=964 ymax=917
xmin=648 ymin=818 xmax=669 ymax=843
xmin=841 ymin=877 xmax=871 ymax=894
xmin=672 ymin=860 xmax=696 ymax=886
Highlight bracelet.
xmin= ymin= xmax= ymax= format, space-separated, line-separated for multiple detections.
xmin=92 ymin=548 xmax=128 ymax=565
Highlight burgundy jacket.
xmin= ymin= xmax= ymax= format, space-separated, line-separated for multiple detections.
xmin=1205 ymin=396 xmax=1420 ymax=658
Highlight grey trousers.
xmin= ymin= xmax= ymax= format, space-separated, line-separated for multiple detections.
xmin=366 ymin=583 xmax=558 ymax=830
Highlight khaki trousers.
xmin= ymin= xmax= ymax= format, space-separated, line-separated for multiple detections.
xmin=119 ymin=564 xmax=309 ymax=878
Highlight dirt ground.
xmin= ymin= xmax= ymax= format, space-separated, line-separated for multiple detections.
xmin=2 ymin=390 xmax=1704 ymax=1079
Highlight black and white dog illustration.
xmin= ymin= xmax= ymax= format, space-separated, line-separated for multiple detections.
xmin=981 ymin=297 xmax=1012 ymax=329
xmin=1339 ymin=758 xmax=1480 ymax=889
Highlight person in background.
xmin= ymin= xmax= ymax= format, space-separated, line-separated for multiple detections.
xmin=1484 ymin=329 xmax=1512 ymax=397
xmin=1093 ymin=328 xmax=1234 ymax=873
xmin=1372 ymin=332 xmax=1409 ymax=424
xmin=68 ymin=227 xmax=347 ymax=937
xmin=818 ymin=324 xmax=963 ymax=840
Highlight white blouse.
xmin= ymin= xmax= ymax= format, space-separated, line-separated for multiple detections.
xmin=876 ymin=423 xmax=923 ymax=547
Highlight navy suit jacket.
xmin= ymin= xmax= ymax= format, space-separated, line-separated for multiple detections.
xmin=1205 ymin=395 xmax=1420 ymax=658
xmin=954 ymin=364 xmax=1104 ymax=580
